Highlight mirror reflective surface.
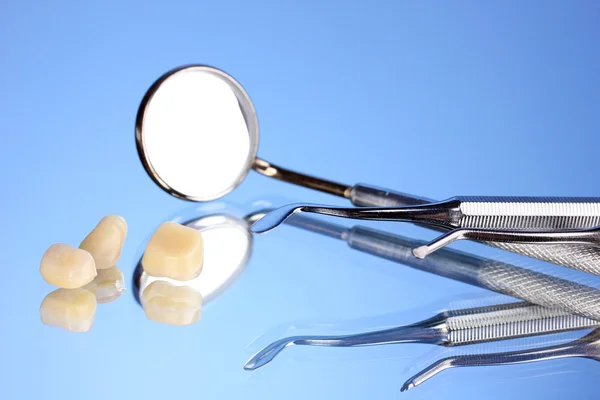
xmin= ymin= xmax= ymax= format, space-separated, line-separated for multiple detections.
xmin=137 ymin=66 xmax=259 ymax=201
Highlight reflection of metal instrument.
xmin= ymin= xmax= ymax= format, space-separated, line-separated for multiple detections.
xmin=402 ymin=328 xmax=600 ymax=392
xmin=278 ymin=213 xmax=600 ymax=321
xmin=244 ymin=302 xmax=599 ymax=371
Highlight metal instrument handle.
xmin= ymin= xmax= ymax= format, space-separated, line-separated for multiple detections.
xmin=350 ymin=184 xmax=600 ymax=275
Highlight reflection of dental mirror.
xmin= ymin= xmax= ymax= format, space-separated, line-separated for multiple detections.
xmin=135 ymin=64 xmax=428 ymax=205
xmin=134 ymin=213 xmax=252 ymax=305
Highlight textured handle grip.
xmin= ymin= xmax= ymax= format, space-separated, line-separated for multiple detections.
xmin=457 ymin=196 xmax=600 ymax=230
xmin=456 ymin=198 xmax=600 ymax=275
xmin=351 ymin=185 xmax=600 ymax=275
xmin=491 ymin=242 xmax=600 ymax=276
xmin=348 ymin=226 xmax=600 ymax=320
xmin=445 ymin=302 xmax=598 ymax=346
xmin=479 ymin=260 xmax=600 ymax=321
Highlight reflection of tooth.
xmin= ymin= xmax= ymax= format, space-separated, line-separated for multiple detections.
xmin=83 ymin=266 xmax=125 ymax=303
xmin=40 ymin=288 xmax=97 ymax=332
xmin=40 ymin=244 xmax=97 ymax=288
xmin=142 ymin=222 xmax=204 ymax=280
xmin=80 ymin=215 xmax=127 ymax=270
xmin=141 ymin=281 xmax=202 ymax=325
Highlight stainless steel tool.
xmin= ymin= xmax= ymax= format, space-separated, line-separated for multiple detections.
xmin=136 ymin=65 xmax=600 ymax=274
xmin=413 ymin=225 xmax=600 ymax=259
xmin=244 ymin=302 xmax=599 ymax=370
xmin=401 ymin=328 xmax=600 ymax=392
xmin=251 ymin=197 xmax=600 ymax=275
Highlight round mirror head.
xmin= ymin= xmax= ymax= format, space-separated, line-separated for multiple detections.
xmin=136 ymin=65 xmax=259 ymax=201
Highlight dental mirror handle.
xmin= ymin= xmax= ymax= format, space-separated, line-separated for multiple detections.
xmin=350 ymin=184 xmax=433 ymax=207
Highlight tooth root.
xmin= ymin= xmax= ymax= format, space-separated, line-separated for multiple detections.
xmin=141 ymin=280 xmax=202 ymax=326
xmin=40 ymin=288 xmax=97 ymax=332
xmin=80 ymin=215 xmax=128 ymax=270
xmin=142 ymin=222 xmax=204 ymax=281
xmin=83 ymin=266 xmax=126 ymax=304
xmin=40 ymin=244 xmax=97 ymax=288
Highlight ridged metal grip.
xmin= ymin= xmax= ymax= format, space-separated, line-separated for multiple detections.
xmin=456 ymin=197 xmax=600 ymax=230
xmin=351 ymin=186 xmax=600 ymax=275
xmin=445 ymin=303 xmax=598 ymax=346
xmin=491 ymin=242 xmax=600 ymax=275
xmin=479 ymin=261 xmax=600 ymax=321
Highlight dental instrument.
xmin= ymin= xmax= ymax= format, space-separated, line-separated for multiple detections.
xmin=250 ymin=198 xmax=600 ymax=276
xmin=244 ymin=302 xmax=599 ymax=371
xmin=401 ymin=328 xmax=600 ymax=392
xmin=413 ymin=225 xmax=600 ymax=259
xmin=136 ymin=64 xmax=600 ymax=273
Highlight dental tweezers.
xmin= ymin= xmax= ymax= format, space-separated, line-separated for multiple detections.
xmin=251 ymin=196 xmax=600 ymax=276
xmin=244 ymin=302 xmax=599 ymax=370
xmin=401 ymin=328 xmax=600 ymax=391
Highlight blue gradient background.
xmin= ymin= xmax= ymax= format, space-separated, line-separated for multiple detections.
xmin=2 ymin=1 xmax=600 ymax=399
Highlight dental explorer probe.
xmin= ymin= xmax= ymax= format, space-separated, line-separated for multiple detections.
xmin=401 ymin=328 xmax=600 ymax=392
xmin=259 ymin=212 xmax=600 ymax=322
xmin=137 ymin=64 xmax=600 ymax=275
xmin=251 ymin=197 xmax=600 ymax=276
xmin=413 ymin=225 xmax=600 ymax=259
xmin=244 ymin=302 xmax=599 ymax=371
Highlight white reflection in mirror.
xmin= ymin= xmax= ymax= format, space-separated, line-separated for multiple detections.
xmin=142 ymin=68 xmax=252 ymax=199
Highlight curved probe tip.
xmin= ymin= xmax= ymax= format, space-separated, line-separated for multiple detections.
xmin=243 ymin=339 xmax=294 ymax=370
xmin=250 ymin=204 xmax=304 ymax=234
xmin=400 ymin=382 xmax=415 ymax=392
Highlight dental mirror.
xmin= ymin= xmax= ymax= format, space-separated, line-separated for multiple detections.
xmin=136 ymin=64 xmax=370 ymax=202
xmin=135 ymin=213 xmax=253 ymax=305
xmin=136 ymin=65 xmax=259 ymax=201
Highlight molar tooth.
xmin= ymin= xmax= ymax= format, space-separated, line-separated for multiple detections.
xmin=40 ymin=288 xmax=97 ymax=332
xmin=40 ymin=244 xmax=97 ymax=288
xmin=80 ymin=215 xmax=127 ymax=270
xmin=142 ymin=222 xmax=204 ymax=280
xmin=141 ymin=280 xmax=202 ymax=325
xmin=83 ymin=266 xmax=125 ymax=303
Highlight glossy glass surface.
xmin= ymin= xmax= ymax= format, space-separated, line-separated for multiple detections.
xmin=3 ymin=2 xmax=600 ymax=399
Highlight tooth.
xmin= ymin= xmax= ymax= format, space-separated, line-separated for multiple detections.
xmin=40 ymin=244 xmax=97 ymax=288
xmin=142 ymin=222 xmax=204 ymax=280
xmin=83 ymin=266 xmax=125 ymax=303
xmin=40 ymin=288 xmax=97 ymax=332
xmin=141 ymin=280 xmax=202 ymax=325
xmin=80 ymin=215 xmax=128 ymax=270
